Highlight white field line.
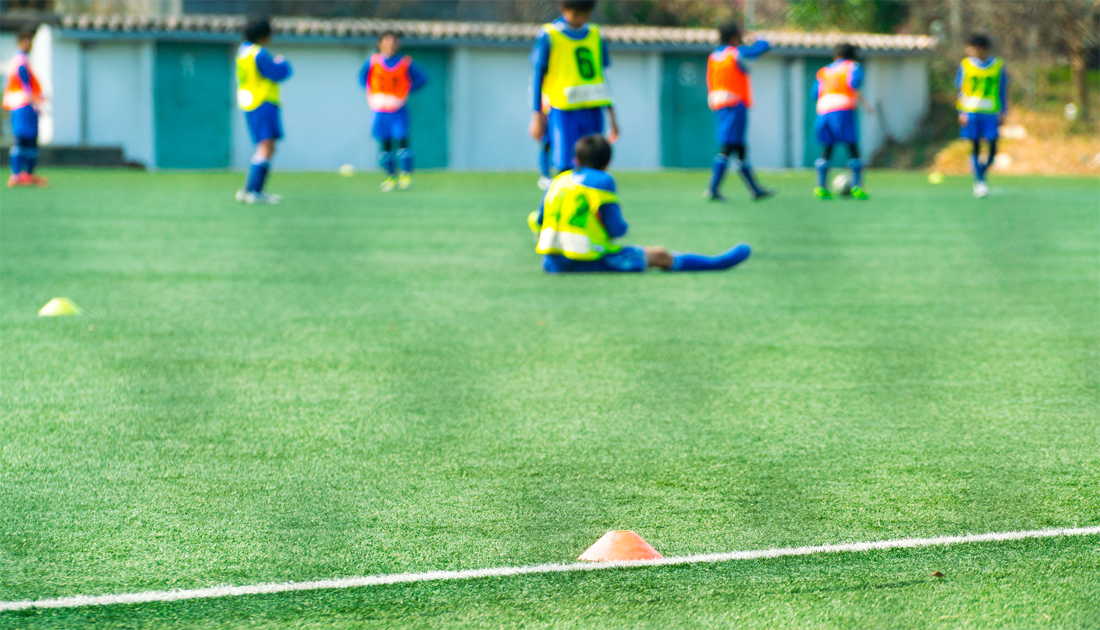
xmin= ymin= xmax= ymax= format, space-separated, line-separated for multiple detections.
xmin=2 ymin=526 xmax=1098 ymax=612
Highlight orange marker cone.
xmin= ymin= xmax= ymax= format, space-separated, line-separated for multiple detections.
xmin=578 ymin=530 xmax=663 ymax=562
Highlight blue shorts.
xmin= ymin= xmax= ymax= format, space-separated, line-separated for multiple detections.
xmin=815 ymin=110 xmax=858 ymax=146
xmin=548 ymin=107 xmax=604 ymax=171
xmin=245 ymin=102 xmax=283 ymax=143
xmin=714 ymin=104 xmax=747 ymax=146
xmin=10 ymin=105 xmax=38 ymax=140
xmin=372 ymin=107 xmax=410 ymax=143
xmin=959 ymin=112 xmax=999 ymax=141
xmin=542 ymin=246 xmax=647 ymax=274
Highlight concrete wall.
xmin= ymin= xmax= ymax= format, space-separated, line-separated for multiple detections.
xmin=71 ymin=40 xmax=156 ymax=165
xmin=862 ymin=56 xmax=929 ymax=158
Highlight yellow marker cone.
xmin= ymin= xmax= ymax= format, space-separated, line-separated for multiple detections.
xmin=578 ymin=530 xmax=663 ymax=562
xmin=38 ymin=297 xmax=82 ymax=317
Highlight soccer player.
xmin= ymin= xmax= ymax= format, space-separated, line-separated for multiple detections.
xmin=528 ymin=0 xmax=620 ymax=175
xmin=705 ymin=21 xmax=772 ymax=202
xmin=957 ymin=33 xmax=1008 ymax=198
xmin=812 ymin=43 xmax=872 ymax=200
xmin=3 ymin=26 xmax=47 ymax=188
xmin=529 ymin=135 xmax=752 ymax=274
xmin=360 ymin=30 xmax=428 ymax=192
xmin=236 ymin=15 xmax=291 ymax=205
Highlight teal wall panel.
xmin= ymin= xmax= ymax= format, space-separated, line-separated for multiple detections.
xmin=155 ymin=42 xmax=232 ymax=169
xmin=403 ymin=47 xmax=449 ymax=169
xmin=660 ymin=53 xmax=713 ymax=168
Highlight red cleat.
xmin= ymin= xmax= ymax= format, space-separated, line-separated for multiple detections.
xmin=8 ymin=173 xmax=31 ymax=187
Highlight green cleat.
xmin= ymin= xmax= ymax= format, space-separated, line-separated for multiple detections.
xmin=850 ymin=186 xmax=870 ymax=200
xmin=814 ymin=186 xmax=834 ymax=200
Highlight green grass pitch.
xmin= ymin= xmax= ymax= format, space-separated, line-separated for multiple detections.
xmin=1 ymin=169 xmax=1098 ymax=629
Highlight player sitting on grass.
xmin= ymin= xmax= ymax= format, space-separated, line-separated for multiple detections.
xmin=529 ymin=0 xmax=620 ymax=177
xmin=4 ymin=26 xmax=47 ymax=188
xmin=529 ymin=135 xmax=752 ymax=274
xmin=360 ymin=30 xmax=428 ymax=192
xmin=812 ymin=43 xmax=873 ymax=200
xmin=957 ymin=33 xmax=1007 ymax=199
xmin=705 ymin=21 xmax=772 ymax=202
xmin=236 ymin=15 xmax=292 ymax=205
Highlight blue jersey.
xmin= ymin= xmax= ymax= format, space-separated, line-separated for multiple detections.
xmin=955 ymin=56 xmax=1009 ymax=115
xmin=530 ymin=17 xmax=612 ymax=113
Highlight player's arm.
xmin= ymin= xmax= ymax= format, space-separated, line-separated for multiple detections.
xmin=529 ymin=31 xmax=550 ymax=140
xmin=597 ymin=202 xmax=628 ymax=239
xmin=358 ymin=60 xmax=370 ymax=91
xmin=528 ymin=192 xmax=548 ymax=237
xmin=601 ymin=38 xmax=619 ymax=143
xmin=850 ymin=64 xmax=873 ymax=114
xmin=408 ymin=61 xmax=428 ymax=92
xmin=998 ymin=67 xmax=1009 ymax=123
xmin=737 ymin=39 xmax=770 ymax=60
xmin=956 ymin=65 xmax=967 ymax=125
xmin=17 ymin=64 xmax=42 ymax=106
xmin=256 ymin=49 xmax=292 ymax=82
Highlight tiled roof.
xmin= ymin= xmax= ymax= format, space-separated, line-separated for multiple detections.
xmin=58 ymin=13 xmax=938 ymax=52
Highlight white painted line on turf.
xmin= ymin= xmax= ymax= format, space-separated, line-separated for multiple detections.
xmin=2 ymin=526 xmax=1097 ymax=612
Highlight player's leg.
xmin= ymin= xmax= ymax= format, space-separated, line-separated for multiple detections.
xmin=650 ymin=243 xmax=752 ymax=272
xmin=706 ymin=107 xmax=737 ymax=200
xmin=242 ymin=105 xmax=282 ymax=204
xmin=538 ymin=136 xmax=552 ymax=190
xmin=847 ymin=142 xmax=868 ymax=200
xmin=550 ymin=108 xmax=602 ymax=173
xmin=814 ymin=143 xmax=834 ymax=200
xmin=10 ymin=106 xmax=42 ymax=186
xmin=397 ymin=138 xmax=413 ymax=190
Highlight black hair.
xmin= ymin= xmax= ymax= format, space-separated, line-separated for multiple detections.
xmin=574 ymin=134 xmax=612 ymax=170
xmin=244 ymin=15 xmax=272 ymax=43
xmin=561 ymin=0 xmax=597 ymax=12
xmin=718 ymin=21 xmax=741 ymax=45
xmin=17 ymin=26 xmax=37 ymax=42
xmin=835 ymin=43 xmax=857 ymax=61
xmin=967 ymin=33 xmax=992 ymax=50
xmin=380 ymin=30 xmax=402 ymax=42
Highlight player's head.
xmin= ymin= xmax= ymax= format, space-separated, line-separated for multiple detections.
xmin=379 ymin=30 xmax=402 ymax=56
xmin=17 ymin=26 xmax=36 ymax=52
xmin=966 ymin=33 xmax=992 ymax=58
xmin=834 ymin=43 xmax=857 ymax=61
xmin=573 ymin=134 xmax=612 ymax=171
xmin=718 ymin=21 xmax=742 ymax=46
xmin=560 ymin=0 xmax=597 ymax=28
xmin=244 ymin=15 xmax=273 ymax=45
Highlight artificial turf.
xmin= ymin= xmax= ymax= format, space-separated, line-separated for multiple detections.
xmin=1 ymin=169 xmax=1098 ymax=629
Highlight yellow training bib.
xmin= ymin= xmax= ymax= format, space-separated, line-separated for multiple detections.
xmin=536 ymin=171 xmax=621 ymax=260
xmin=237 ymin=44 xmax=279 ymax=111
xmin=542 ymin=23 xmax=612 ymax=111
xmin=957 ymin=57 xmax=1004 ymax=114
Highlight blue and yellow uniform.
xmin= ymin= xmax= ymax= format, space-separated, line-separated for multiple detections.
xmin=531 ymin=18 xmax=613 ymax=171
xmin=956 ymin=56 xmax=1008 ymax=141
xmin=358 ymin=53 xmax=427 ymax=177
xmin=705 ymin=39 xmax=770 ymax=199
xmin=529 ymin=168 xmax=753 ymax=273
xmin=3 ymin=50 xmax=44 ymax=183
xmin=237 ymin=41 xmax=291 ymax=197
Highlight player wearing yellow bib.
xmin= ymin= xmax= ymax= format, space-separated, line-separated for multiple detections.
xmin=529 ymin=135 xmax=751 ymax=274
xmin=956 ymin=33 xmax=1008 ymax=198
xmin=236 ymin=16 xmax=292 ymax=205
xmin=528 ymin=1 xmax=620 ymax=177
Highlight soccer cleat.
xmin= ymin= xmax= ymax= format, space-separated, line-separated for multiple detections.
xmin=235 ymin=188 xmax=247 ymax=202
xmin=849 ymin=186 xmax=870 ymax=200
xmin=397 ymin=173 xmax=412 ymax=190
xmin=814 ymin=186 xmax=834 ymax=200
xmin=8 ymin=173 xmax=34 ymax=187
xmin=27 ymin=174 xmax=48 ymax=187
xmin=380 ymin=177 xmax=397 ymax=192
xmin=537 ymin=176 xmax=551 ymax=190
xmin=245 ymin=191 xmax=281 ymax=205
xmin=703 ymin=189 xmax=726 ymax=202
xmin=973 ymin=181 xmax=989 ymax=198
xmin=753 ymin=188 xmax=776 ymax=201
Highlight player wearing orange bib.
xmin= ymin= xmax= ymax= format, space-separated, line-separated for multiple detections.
xmin=705 ymin=22 xmax=771 ymax=202
xmin=4 ymin=27 xmax=47 ymax=188
xmin=812 ymin=43 xmax=873 ymax=200
xmin=359 ymin=31 xmax=428 ymax=192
